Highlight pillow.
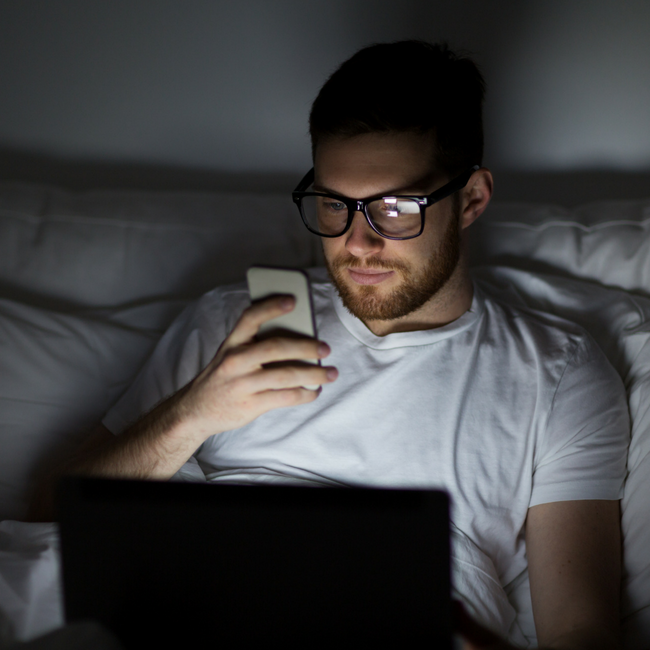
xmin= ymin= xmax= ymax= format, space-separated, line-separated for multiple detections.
xmin=0 ymin=182 xmax=318 ymax=310
xmin=470 ymin=199 xmax=650 ymax=296
xmin=0 ymin=296 xmax=187 ymax=521
xmin=474 ymin=266 xmax=650 ymax=649
xmin=0 ymin=180 xmax=322 ymax=521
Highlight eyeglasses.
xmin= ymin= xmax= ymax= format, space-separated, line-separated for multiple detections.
xmin=292 ymin=165 xmax=479 ymax=240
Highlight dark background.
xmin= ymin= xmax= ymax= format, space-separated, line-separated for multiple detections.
xmin=1 ymin=0 xmax=648 ymax=203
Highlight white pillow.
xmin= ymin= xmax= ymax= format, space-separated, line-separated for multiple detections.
xmin=474 ymin=266 xmax=650 ymax=649
xmin=0 ymin=297 xmax=185 ymax=521
xmin=0 ymin=182 xmax=318 ymax=309
xmin=0 ymin=180 xmax=322 ymax=522
xmin=470 ymin=199 xmax=650 ymax=295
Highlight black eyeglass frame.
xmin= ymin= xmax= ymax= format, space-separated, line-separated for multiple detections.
xmin=292 ymin=164 xmax=480 ymax=241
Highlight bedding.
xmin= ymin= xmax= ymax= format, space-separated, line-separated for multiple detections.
xmin=474 ymin=266 xmax=650 ymax=648
xmin=0 ymin=183 xmax=316 ymax=522
xmin=0 ymin=181 xmax=648 ymax=647
xmin=0 ymin=521 xmax=60 ymax=644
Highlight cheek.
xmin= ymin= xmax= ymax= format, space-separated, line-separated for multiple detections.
xmin=425 ymin=211 xmax=457 ymax=247
xmin=321 ymin=237 xmax=337 ymax=261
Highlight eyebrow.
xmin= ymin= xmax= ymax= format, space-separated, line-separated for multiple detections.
xmin=313 ymin=170 xmax=441 ymax=198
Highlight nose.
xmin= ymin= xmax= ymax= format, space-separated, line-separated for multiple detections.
xmin=344 ymin=209 xmax=385 ymax=258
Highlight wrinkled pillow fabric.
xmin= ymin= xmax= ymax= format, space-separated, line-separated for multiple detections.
xmin=471 ymin=199 xmax=650 ymax=296
xmin=0 ymin=182 xmax=317 ymax=310
xmin=474 ymin=266 xmax=650 ymax=649
xmin=0 ymin=298 xmax=182 ymax=520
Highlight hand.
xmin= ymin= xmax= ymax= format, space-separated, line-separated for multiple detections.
xmin=181 ymin=295 xmax=338 ymax=439
xmin=454 ymin=601 xmax=519 ymax=650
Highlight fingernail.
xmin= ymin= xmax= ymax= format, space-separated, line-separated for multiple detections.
xmin=280 ymin=296 xmax=294 ymax=310
xmin=318 ymin=342 xmax=330 ymax=357
xmin=326 ymin=367 xmax=338 ymax=381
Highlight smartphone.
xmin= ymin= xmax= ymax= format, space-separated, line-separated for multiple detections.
xmin=246 ymin=266 xmax=320 ymax=389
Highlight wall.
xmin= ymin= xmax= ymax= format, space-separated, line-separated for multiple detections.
xmin=0 ymin=0 xmax=649 ymax=195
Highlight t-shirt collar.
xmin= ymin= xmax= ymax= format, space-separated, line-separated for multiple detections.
xmin=331 ymin=280 xmax=484 ymax=349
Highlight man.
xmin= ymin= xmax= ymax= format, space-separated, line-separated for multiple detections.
xmin=32 ymin=42 xmax=628 ymax=649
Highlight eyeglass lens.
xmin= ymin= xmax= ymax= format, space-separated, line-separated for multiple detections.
xmin=300 ymin=195 xmax=421 ymax=238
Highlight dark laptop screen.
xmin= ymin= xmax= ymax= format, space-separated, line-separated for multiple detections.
xmin=59 ymin=478 xmax=451 ymax=648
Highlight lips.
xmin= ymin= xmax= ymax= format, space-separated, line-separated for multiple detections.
xmin=347 ymin=268 xmax=396 ymax=285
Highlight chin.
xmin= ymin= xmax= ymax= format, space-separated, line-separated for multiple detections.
xmin=323 ymin=212 xmax=462 ymax=322
xmin=329 ymin=267 xmax=439 ymax=322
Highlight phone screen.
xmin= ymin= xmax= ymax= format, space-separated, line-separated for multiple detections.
xmin=246 ymin=266 xmax=318 ymax=341
xmin=246 ymin=266 xmax=321 ymax=389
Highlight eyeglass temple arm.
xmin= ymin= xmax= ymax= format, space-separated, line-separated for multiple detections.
xmin=293 ymin=168 xmax=315 ymax=194
xmin=425 ymin=165 xmax=480 ymax=206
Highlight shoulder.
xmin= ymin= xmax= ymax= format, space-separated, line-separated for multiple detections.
xmin=478 ymin=285 xmax=594 ymax=363
xmin=477 ymin=287 xmax=625 ymax=421
xmin=174 ymin=281 xmax=250 ymax=339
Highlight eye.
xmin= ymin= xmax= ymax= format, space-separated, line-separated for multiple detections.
xmin=324 ymin=200 xmax=346 ymax=212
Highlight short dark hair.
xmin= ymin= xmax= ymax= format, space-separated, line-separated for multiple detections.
xmin=309 ymin=40 xmax=485 ymax=177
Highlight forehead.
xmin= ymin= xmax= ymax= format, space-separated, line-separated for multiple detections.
xmin=313 ymin=132 xmax=438 ymax=198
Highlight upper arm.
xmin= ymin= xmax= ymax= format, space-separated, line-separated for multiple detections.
xmin=526 ymin=499 xmax=622 ymax=649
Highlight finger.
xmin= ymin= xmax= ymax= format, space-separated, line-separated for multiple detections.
xmin=223 ymin=337 xmax=331 ymax=375
xmin=226 ymin=295 xmax=295 ymax=348
xmin=250 ymin=385 xmax=322 ymax=412
xmin=245 ymin=364 xmax=338 ymax=393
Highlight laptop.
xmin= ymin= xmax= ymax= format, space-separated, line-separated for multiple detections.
xmin=58 ymin=478 xmax=452 ymax=648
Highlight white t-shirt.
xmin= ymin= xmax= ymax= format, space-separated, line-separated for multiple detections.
xmin=103 ymin=268 xmax=629 ymax=601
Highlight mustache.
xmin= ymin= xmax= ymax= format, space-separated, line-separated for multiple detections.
xmin=329 ymin=255 xmax=408 ymax=273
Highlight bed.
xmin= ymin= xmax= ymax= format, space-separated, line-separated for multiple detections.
xmin=0 ymin=179 xmax=648 ymax=647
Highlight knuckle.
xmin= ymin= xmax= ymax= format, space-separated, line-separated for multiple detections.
xmin=278 ymin=366 xmax=301 ymax=385
xmin=247 ymin=297 xmax=281 ymax=320
xmin=232 ymin=304 xmax=265 ymax=332
xmin=241 ymin=303 xmax=262 ymax=323
xmin=258 ymin=337 xmax=282 ymax=355
xmin=283 ymin=387 xmax=310 ymax=405
xmin=218 ymin=349 xmax=243 ymax=376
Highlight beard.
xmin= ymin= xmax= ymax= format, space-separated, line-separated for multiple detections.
xmin=324 ymin=211 xmax=461 ymax=322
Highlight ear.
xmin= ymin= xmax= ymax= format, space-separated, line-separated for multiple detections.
xmin=460 ymin=168 xmax=493 ymax=230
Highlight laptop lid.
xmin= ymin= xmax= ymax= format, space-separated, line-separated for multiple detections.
xmin=59 ymin=478 xmax=451 ymax=648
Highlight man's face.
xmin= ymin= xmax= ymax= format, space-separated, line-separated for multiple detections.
xmin=314 ymin=132 xmax=462 ymax=324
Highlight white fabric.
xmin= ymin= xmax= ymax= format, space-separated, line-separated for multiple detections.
xmin=0 ymin=299 xmax=178 ymax=521
xmin=0 ymin=521 xmax=62 ymax=645
xmin=0 ymin=182 xmax=316 ymax=309
xmin=471 ymin=199 xmax=650 ymax=295
xmin=0 ymin=180 xmax=318 ymax=522
xmin=451 ymin=524 xmax=528 ymax=646
xmin=103 ymin=269 xmax=629 ymax=638
xmin=474 ymin=266 xmax=650 ymax=649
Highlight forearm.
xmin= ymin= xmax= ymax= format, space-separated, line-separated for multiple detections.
xmin=68 ymin=385 xmax=208 ymax=480
xmin=26 ymin=297 xmax=336 ymax=522
xmin=27 ymin=385 xmax=210 ymax=521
